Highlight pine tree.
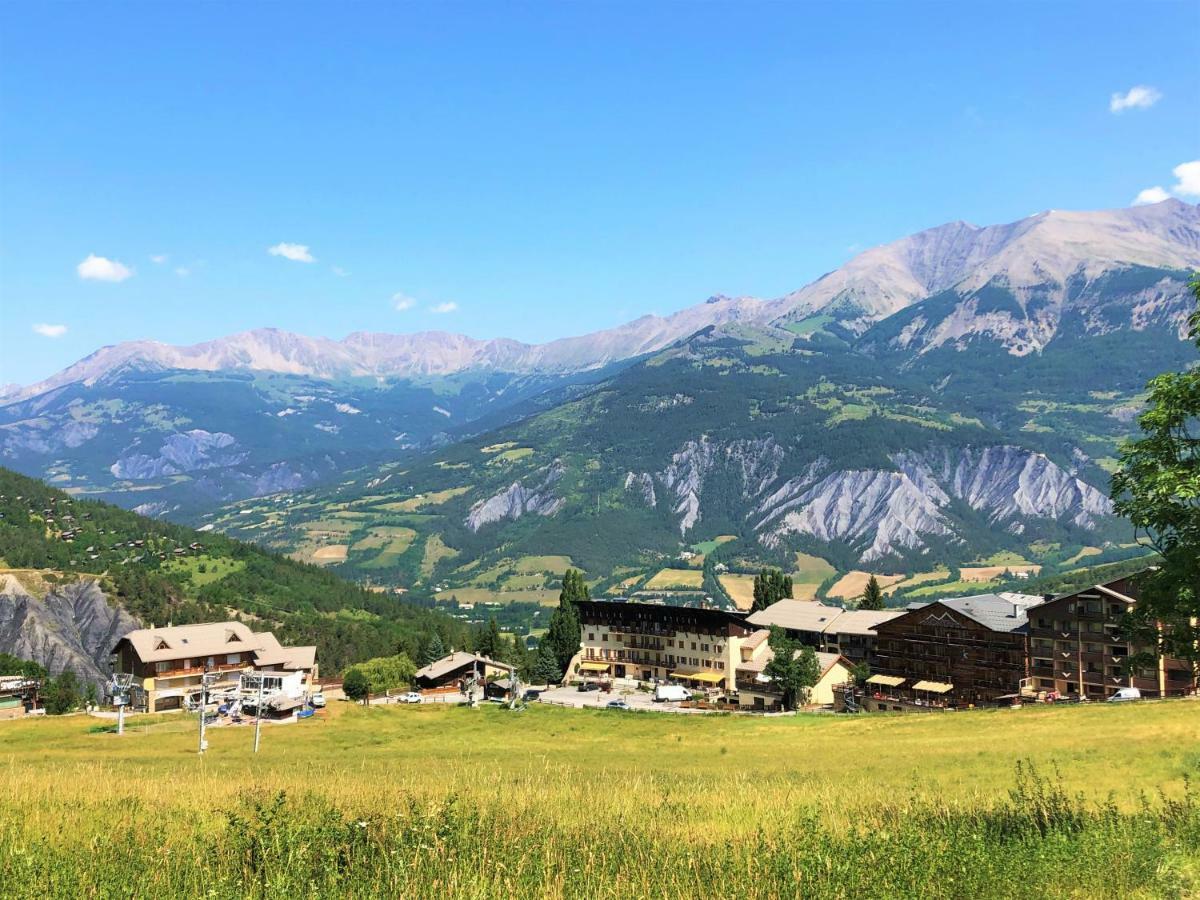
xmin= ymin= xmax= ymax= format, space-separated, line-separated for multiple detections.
xmin=546 ymin=568 xmax=585 ymax=673
xmin=475 ymin=617 xmax=506 ymax=661
xmin=860 ymin=575 xmax=885 ymax=611
xmin=421 ymin=632 xmax=446 ymax=666
xmin=531 ymin=641 xmax=563 ymax=685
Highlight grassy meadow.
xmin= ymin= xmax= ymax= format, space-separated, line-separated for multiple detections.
xmin=1 ymin=700 xmax=1198 ymax=898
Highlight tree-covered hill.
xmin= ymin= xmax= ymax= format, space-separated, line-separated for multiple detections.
xmin=0 ymin=466 xmax=465 ymax=673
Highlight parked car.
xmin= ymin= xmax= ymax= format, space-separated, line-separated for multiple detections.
xmin=1107 ymin=687 xmax=1142 ymax=703
xmin=400 ymin=691 xmax=423 ymax=703
xmin=310 ymin=692 xmax=326 ymax=708
xmin=523 ymin=689 xmax=542 ymax=702
xmin=578 ymin=682 xmax=601 ymax=692
xmin=605 ymin=699 xmax=630 ymax=710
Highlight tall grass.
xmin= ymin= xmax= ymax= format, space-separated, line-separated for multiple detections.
xmin=1 ymin=765 xmax=1196 ymax=898
xmin=1 ymin=702 xmax=1198 ymax=897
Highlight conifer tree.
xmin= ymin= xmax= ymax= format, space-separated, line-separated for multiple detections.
xmin=860 ymin=575 xmax=885 ymax=611
xmin=421 ymin=631 xmax=446 ymax=666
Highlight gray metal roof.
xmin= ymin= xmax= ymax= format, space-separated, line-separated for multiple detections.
xmin=938 ymin=593 xmax=1031 ymax=633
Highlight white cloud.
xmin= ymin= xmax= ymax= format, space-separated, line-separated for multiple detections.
xmin=1110 ymin=85 xmax=1162 ymax=113
xmin=1133 ymin=186 xmax=1170 ymax=205
xmin=392 ymin=292 xmax=417 ymax=311
xmin=268 ymin=242 xmax=315 ymax=263
xmin=77 ymin=254 xmax=134 ymax=282
xmin=150 ymin=254 xmax=169 ymax=265
xmin=429 ymin=301 xmax=458 ymax=314
xmin=32 ymin=323 xmax=68 ymax=338
xmin=174 ymin=266 xmax=191 ymax=277
xmin=1171 ymin=160 xmax=1200 ymax=197
xmin=332 ymin=266 xmax=349 ymax=277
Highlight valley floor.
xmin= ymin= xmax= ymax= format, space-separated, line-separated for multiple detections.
xmin=1 ymin=700 xmax=1198 ymax=898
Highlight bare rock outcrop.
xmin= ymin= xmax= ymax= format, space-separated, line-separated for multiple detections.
xmin=0 ymin=575 xmax=141 ymax=685
xmin=466 ymin=461 xmax=565 ymax=532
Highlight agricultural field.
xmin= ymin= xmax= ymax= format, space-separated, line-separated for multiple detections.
xmin=959 ymin=564 xmax=1042 ymax=582
xmin=309 ymin=544 xmax=348 ymax=564
xmin=826 ymin=570 xmax=906 ymax=601
xmin=717 ymin=573 xmax=758 ymax=609
xmin=1 ymin=701 xmax=1197 ymax=898
xmin=644 ymin=568 xmax=704 ymax=590
xmin=690 ymin=535 xmax=737 ymax=555
xmin=791 ymin=552 xmax=836 ymax=598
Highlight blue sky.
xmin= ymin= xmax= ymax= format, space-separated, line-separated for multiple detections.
xmin=1 ymin=1 xmax=1197 ymax=385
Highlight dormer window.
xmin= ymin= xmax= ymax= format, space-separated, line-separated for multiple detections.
xmin=226 ymin=631 xmax=241 ymax=643
xmin=155 ymin=639 xmax=170 ymax=651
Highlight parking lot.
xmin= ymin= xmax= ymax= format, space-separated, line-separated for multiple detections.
xmin=534 ymin=682 xmax=711 ymax=714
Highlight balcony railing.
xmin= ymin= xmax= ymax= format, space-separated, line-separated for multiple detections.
xmin=150 ymin=662 xmax=248 ymax=680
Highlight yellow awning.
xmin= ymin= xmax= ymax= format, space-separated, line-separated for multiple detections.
xmin=579 ymin=661 xmax=611 ymax=672
xmin=912 ymin=680 xmax=953 ymax=693
xmin=866 ymin=674 xmax=905 ymax=687
xmin=670 ymin=670 xmax=725 ymax=684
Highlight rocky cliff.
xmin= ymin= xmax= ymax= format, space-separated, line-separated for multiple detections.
xmin=0 ymin=574 xmax=140 ymax=685
xmin=626 ymin=439 xmax=1114 ymax=562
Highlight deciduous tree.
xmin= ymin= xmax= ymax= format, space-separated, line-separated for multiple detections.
xmin=1111 ymin=275 xmax=1200 ymax=663
xmin=762 ymin=626 xmax=820 ymax=710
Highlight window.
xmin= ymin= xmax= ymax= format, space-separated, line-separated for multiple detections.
xmin=587 ymin=633 xmax=594 ymax=642
xmin=691 ymin=642 xmax=697 ymax=651
xmin=602 ymin=634 xmax=608 ymax=642
xmin=226 ymin=653 xmax=240 ymax=665
xmin=155 ymin=661 xmax=169 ymax=673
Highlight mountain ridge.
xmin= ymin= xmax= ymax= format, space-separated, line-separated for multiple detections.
xmin=9 ymin=199 xmax=1197 ymax=404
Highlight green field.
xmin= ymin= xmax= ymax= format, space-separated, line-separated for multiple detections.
xmin=160 ymin=554 xmax=247 ymax=587
xmin=0 ymin=701 xmax=1197 ymax=897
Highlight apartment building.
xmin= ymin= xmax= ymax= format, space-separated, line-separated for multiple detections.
xmin=871 ymin=594 xmax=1030 ymax=706
xmin=1027 ymin=574 xmax=1197 ymax=699
xmin=111 ymin=621 xmax=318 ymax=712
xmin=747 ymin=600 xmax=903 ymax=665
xmin=574 ymin=599 xmax=756 ymax=692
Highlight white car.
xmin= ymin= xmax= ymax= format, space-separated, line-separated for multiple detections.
xmin=400 ymin=691 xmax=422 ymax=704
xmin=310 ymin=692 xmax=326 ymax=708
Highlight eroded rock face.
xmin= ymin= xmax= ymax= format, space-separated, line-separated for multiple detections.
xmin=651 ymin=437 xmax=1113 ymax=562
xmin=656 ymin=437 xmax=785 ymax=534
xmin=894 ymin=446 xmax=1112 ymax=527
xmin=111 ymin=429 xmax=246 ymax=480
xmin=623 ymin=471 xmax=657 ymax=507
xmin=466 ymin=461 xmax=565 ymax=532
xmin=756 ymin=467 xmax=953 ymax=562
xmin=0 ymin=576 xmax=141 ymax=685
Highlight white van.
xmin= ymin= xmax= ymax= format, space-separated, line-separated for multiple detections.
xmin=653 ymin=684 xmax=690 ymax=703
xmin=1107 ymin=687 xmax=1142 ymax=703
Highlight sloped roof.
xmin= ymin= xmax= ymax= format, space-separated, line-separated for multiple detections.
xmin=827 ymin=609 xmax=905 ymax=636
xmin=741 ymin=628 xmax=771 ymax=651
xmin=737 ymin=647 xmax=850 ymax=679
xmin=114 ymin=621 xmax=316 ymax=669
xmin=116 ymin=621 xmax=259 ymax=662
xmin=414 ymin=651 xmax=511 ymax=681
xmin=938 ymin=594 xmax=1030 ymax=633
xmin=747 ymin=601 xmax=844 ymax=633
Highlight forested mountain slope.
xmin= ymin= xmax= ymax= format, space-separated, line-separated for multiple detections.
xmin=0 ymin=467 xmax=462 ymax=677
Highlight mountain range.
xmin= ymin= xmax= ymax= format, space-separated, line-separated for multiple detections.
xmin=2 ymin=199 xmax=1197 ymax=593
